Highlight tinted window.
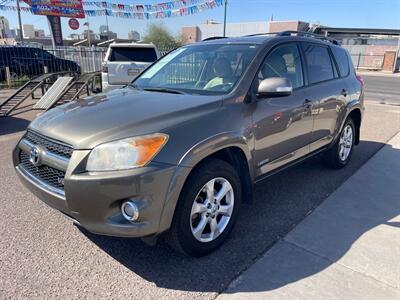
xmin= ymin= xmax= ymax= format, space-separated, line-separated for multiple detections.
xmin=258 ymin=43 xmax=304 ymax=89
xmin=303 ymin=44 xmax=335 ymax=84
xmin=109 ymin=47 xmax=157 ymax=62
xmin=332 ymin=47 xmax=350 ymax=77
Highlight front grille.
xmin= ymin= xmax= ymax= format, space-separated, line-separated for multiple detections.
xmin=19 ymin=152 xmax=65 ymax=190
xmin=24 ymin=130 xmax=73 ymax=159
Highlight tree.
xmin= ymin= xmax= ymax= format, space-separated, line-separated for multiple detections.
xmin=142 ymin=23 xmax=183 ymax=51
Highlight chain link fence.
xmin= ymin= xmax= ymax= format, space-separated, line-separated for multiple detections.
xmin=350 ymin=53 xmax=385 ymax=70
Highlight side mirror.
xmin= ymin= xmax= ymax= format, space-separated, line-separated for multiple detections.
xmin=257 ymin=77 xmax=293 ymax=98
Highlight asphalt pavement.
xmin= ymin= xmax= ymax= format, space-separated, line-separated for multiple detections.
xmin=363 ymin=75 xmax=400 ymax=105
xmin=1 ymin=75 xmax=400 ymax=299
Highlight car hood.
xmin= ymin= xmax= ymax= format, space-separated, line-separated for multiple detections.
xmin=29 ymin=86 xmax=223 ymax=149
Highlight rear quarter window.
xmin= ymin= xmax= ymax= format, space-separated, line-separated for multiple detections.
xmin=109 ymin=47 xmax=157 ymax=63
xmin=332 ymin=47 xmax=350 ymax=77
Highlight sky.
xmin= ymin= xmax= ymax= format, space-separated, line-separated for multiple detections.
xmin=1 ymin=0 xmax=399 ymax=39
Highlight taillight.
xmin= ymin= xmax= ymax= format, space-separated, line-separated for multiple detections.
xmin=102 ymin=64 xmax=108 ymax=73
xmin=356 ymin=75 xmax=364 ymax=86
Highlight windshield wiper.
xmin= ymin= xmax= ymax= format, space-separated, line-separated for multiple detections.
xmin=143 ymin=87 xmax=185 ymax=95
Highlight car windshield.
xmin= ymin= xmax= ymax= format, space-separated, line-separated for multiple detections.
xmin=109 ymin=47 xmax=157 ymax=62
xmin=133 ymin=43 xmax=259 ymax=95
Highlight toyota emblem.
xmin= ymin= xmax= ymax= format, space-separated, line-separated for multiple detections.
xmin=29 ymin=146 xmax=41 ymax=167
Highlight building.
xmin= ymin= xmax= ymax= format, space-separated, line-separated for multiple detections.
xmin=99 ymin=25 xmax=109 ymax=33
xmin=10 ymin=28 xmax=21 ymax=39
xmin=182 ymin=20 xmax=270 ymax=43
xmin=79 ymin=29 xmax=97 ymax=41
xmin=128 ymin=30 xmax=140 ymax=41
xmin=35 ymin=29 xmax=45 ymax=38
xmin=268 ymin=20 xmax=309 ymax=33
xmin=100 ymin=31 xmax=117 ymax=40
xmin=182 ymin=26 xmax=200 ymax=44
xmin=182 ymin=20 xmax=310 ymax=43
xmin=182 ymin=19 xmax=400 ymax=72
xmin=313 ymin=26 xmax=400 ymax=71
xmin=0 ymin=17 xmax=11 ymax=39
xmin=67 ymin=33 xmax=80 ymax=40
xmin=22 ymin=24 xmax=35 ymax=39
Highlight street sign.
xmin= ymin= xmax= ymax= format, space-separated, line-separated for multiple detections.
xmin=69 ymin=18 xmax=80 ymax=30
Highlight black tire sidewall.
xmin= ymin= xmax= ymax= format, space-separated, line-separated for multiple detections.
xmin=172 ymin=159 xmax=241 ymax=256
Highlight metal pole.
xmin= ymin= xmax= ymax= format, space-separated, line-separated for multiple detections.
xmin=16 ymin=0 xmax=24 ymax=42
xmin=87 ymin=22 xmax=91 ymax=47
xmin=223 ymin=0 xmax=227 ymax=37
xmin=105 ymin=12 xmax=110 ymax=34
xmin=393 ymin=34 xmax=400 ymax=73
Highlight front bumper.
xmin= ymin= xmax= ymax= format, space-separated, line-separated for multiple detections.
xmin=13 ymin=140 xmax=177 ymax=238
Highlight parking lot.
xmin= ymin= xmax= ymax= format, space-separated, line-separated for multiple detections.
xmin=0 ymin=75 xmax=399 ymax=299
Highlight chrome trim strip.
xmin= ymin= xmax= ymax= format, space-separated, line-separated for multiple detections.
xmin=19 ymin=139 xmax=69 ymax=171
xmin=16 ymin=165 xmax=66 ymax=199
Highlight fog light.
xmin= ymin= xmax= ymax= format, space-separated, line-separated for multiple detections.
xmin=121 ymin=201 xmax=139 ymax=222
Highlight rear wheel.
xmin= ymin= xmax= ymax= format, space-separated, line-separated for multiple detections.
xmin=324 ymin=118 xmax=355 ymax=169
xmin=167 ymin=159 xmax=241 ymax=257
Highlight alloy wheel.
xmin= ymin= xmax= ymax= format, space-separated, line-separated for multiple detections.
xmin=190 ymin=177 xmax=234 ymax=243
xmin=339 ymin=124 xmax=353 ymax=161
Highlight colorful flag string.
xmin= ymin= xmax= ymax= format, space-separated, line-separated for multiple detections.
xmin=4 ymin=0 xmax=223 ymax=13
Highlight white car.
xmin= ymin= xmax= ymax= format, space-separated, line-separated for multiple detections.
xmin=102 ymin=42 xmax=160 ymax=92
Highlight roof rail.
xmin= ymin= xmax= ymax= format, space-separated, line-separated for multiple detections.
xmin=277 ymin=30 xmax=340 ymax=45
xmin=244 ymin=31 xmax=339 ymax=45
xmin=202 ymin=36 xmax=228 ymax=41
xmin=245 ymin=32 xmax=275 ymax=37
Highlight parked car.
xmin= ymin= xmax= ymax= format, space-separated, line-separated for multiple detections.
xmin=101 ymin=42 xmax=160 ymax=91
xmin=13 ymin=32 xmax=364 ymax=257
xmin=0 ymin=46 xmax=80 ymax=81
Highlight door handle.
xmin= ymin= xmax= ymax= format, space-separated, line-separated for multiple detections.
xmin=341 ymin=89 xmax=347 ymax=97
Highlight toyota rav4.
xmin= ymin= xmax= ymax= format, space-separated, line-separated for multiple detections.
xmin=14 ymin=31 xmax=364 ymax=256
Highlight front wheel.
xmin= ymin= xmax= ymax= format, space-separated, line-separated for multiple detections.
xmin=167 ymin=159 xmax=241 ymax=257
xmin=324 ymin=118 xmax=355 ymax=169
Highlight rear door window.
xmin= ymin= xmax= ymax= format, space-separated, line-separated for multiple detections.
xmin=302 ymin=44 xmax=335 ymax=84
xmin=331 ymin=47 xmax=350 ymax=77
xmin=109 ymin=47 xmax=157 ymax=62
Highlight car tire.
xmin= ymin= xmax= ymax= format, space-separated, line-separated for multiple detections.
xmin=167 ymin=158 xmax=241 ymax=257
xmin=324 ymin=118 xmax=355 ymax=169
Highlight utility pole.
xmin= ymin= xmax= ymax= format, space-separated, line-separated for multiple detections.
xmin=16 ymin=0 xmax=24 ymax=42
xmin=105 ymin=11 xmax=110 ymax=36
xmin=223 ymin=0 xmax=227 ymax=37
xmin=84 ymin=21 xmax=91 ymax=47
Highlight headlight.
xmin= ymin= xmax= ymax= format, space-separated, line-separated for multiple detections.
xmin=86 ymin=133 xmax=168 ymax=171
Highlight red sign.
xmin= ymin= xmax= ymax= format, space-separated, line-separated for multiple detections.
xmin=69 ymin=18 xmax=80 ymax=30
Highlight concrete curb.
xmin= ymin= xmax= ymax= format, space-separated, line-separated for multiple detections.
xmin=217 ymin=131 xmax=400 ymax=300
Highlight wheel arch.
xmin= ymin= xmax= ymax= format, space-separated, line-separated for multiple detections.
xmin=347 ymin=108 xmax=362 ymax=145
xmin=157 ymin=133 xmax=254 ymax=234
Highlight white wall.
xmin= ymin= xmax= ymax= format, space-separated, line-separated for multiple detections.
xmin=199 ymin=21 xmax=269 ymax=39
xmin=22 ymin=24 xmax=35 ymax=39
